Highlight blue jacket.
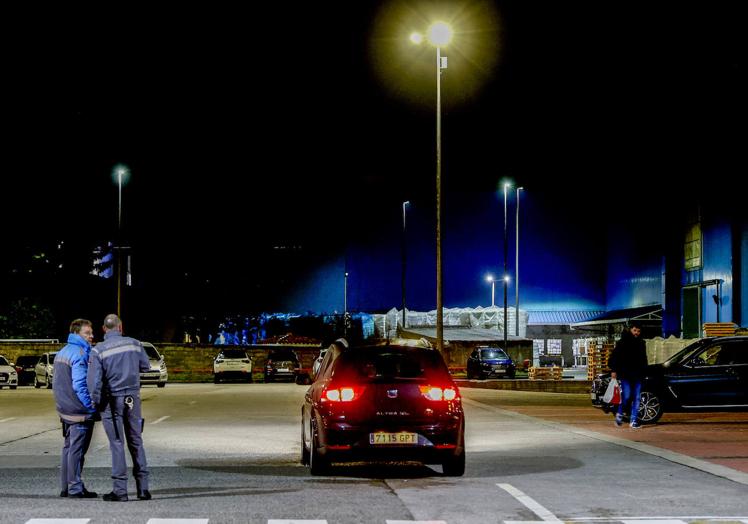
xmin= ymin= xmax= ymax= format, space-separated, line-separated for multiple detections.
xmin=53 ymin=333 xmax=96 ymax=423
xmin=88 ymin=331 xmax=150 ymax=406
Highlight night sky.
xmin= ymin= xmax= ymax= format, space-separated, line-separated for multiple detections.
xmin=2 ymin=2 xmax=745 ymax=332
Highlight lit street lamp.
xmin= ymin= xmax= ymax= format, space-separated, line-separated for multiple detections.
xmin=486 ymin=275 xmax=496 ymax=307
xmin=411 ymin=21 xmax=453 ymax=353
xmin=503 ymin=181 xmax=511 ymax=348
xmin=344 ymin=271 xmax=349 ymax=315
xmin=113 ymin=164 xmax=129 ymax=318
xmin=401 ymin=201 xmax=410 ymax=328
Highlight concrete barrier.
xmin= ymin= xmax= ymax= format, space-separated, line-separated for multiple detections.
xmin=455 ymin=378 xmax=592 ymax=394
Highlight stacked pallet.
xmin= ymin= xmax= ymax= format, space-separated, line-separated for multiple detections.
xmin=703 ymin=323 xmax=737 ymax=337
xmin=587 ymin=342 xmax=614 ymax=380
xmin=529 ymin=366 xmax=562 ymax=380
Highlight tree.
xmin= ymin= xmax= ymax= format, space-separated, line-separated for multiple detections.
xmin=0 ymin=297 xmax=56 ymax=339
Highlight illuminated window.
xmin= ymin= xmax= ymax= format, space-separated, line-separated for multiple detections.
xmin=547 ymin=339 xmax=562 ymax=355
xmin=684 ymin=208 xmax=702 ymax=271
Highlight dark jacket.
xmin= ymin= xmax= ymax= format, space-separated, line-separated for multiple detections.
xmin=53 ymin=333 xmax=96 ymax=423
xmin=609 ymin=329 xmax=648 ymax=381
xmin=88 ymin=331 xmax=150 ymax=407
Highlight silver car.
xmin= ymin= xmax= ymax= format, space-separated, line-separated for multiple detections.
xmin=140 ymin=342 xmax=168 ymax=388
xmin=34 ymin=352 xmax=56 ymax=389
xmin=0 ymin=355 xmax=18 ymax=389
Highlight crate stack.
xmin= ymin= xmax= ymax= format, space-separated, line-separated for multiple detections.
xmin=703 ymin=323 xmax=737 ymax=337
xmin=528 ymin=365 xmax=563 ymax=380
xmin=587 ymin=342 xmax=614 ymax=380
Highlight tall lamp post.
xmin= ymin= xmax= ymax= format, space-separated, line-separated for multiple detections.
xmin=113 ymin=164 xmax=129 ymax=318
xmin=486 ymin=275 xmax=496 ymax=307
xmin=401 ymin=201 xmax=410 ymax=328
xmin=411 ymin=22 xmax=453 ymax=353
xmin=503 ymin=182 xmax=511 ymax=348
xmin=515 ymin=187 xmax=523 ymax=336
xmin=344 ymin=271 xmax=349 ymax=315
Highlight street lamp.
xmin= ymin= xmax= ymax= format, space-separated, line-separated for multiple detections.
xmin=112 ymin=164 xmax=129 ymax=318
xmin=515 ymin=187 xmax=523 ymax=336
xmin=411 ymin=21 xmax=453 ymax=353
xmin=344 ymin=271 xmax=349 ymax=315
xmin=503 ymin=181 xmax=512 ymax=347
xmin=401 ymin=201 xmax=410 ymax=328
xmin=486 ymin=275 xmax=496 ymax=307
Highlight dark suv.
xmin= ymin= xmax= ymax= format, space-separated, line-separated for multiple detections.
xmin=264 ymin=349 xmax=300 ymax=382
xmin=591 ymin=336 xmax=748 ymax=424
xmin=466 ymin=346 xmax=516 ymax=379
xmin=14 ymin=355 xmax=40 ymax=386
xmin=301 ymin=344 xmax=465 ymax=476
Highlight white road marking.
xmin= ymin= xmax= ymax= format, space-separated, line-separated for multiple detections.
xmin=621 ymin=521 xmax=687 ymax=524
xmin=387 ymin=521 xmax=447 ymax=524
xmin=268 ymin=521 xmax=328 ymax=524
xmin=189 ymin=400 xmax=197 ymax=405
xmin=0 ymin=417 xmax=16 ymax=422
xmin=146 ymin=520 xmax=209 ymax=524
xmin=151 ymin=415 xmax=170 ymax=424
xmin=497 ymin=483 xmax=561 ymax=522
xmin=25 ymin=520 xmax=90 ymax=524
xmin=570 ymin=518 xmax=748 ymax=521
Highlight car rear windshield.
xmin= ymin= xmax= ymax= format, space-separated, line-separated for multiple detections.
xmin=220 ymin=349 xmax=248 ymax=359
xmin=335 ymin=347 xmax=450 ymax=382
xmin=143 ymin=345 xmax=160 ymax=360
xmin=48 ymin=354 xmax=56 ymax=364
xmin=480 ymin=348 xmax=509 ymax=359
xmin=16 ymin=356 xmax=38 ymax=365
xmin=269 ymin=351 xmax=297 ymax=361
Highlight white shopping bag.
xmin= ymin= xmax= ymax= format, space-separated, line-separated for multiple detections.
xmin=602 ymin=378 xmax=619 ymax=404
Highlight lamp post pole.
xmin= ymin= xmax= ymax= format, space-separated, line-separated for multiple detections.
xmin=402 ymin=201 xmax=409 ymax=329
xmin=435 ymin=45 xmax=444 ymax=353
xmin=515 ymin=187 xmax=523 ymax=336
xmin=117 ymin=168 xmax=124 ymax=318
xmin=503 ymin=183 xmax=510 ymax=349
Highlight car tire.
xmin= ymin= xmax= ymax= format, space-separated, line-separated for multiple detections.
xmin=213 ymin=375 xmax=220 ymax=384
xmin=466 ymin=369 xmax=473 ymax=379
xmin=300 ymin=417 xmax=310 ymax=466
xmin=442 ymin=448 xmax=465 ymax=477
xmin=46 ymin=374 xmax=52 ymax=389
xmin=157 ymin=382 xmax=166 ymax=388
xmin=637 ymin=390 xmax=664 ymax=424
xmin=265 ymin=375 xmax=273 ymax=383
xmin=34 ymin=375 xmax=41 ymax=389
xmin=309 ymin=420 xmax=329 ymax=476
xmin=10 ymin=385 xmax=17 ymax=390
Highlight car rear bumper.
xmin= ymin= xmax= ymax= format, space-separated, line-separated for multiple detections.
xmin=140 ymin=371 xmax=168 ymax=384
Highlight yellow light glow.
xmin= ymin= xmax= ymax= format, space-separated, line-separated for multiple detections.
xmin=410 ymin=32 xmax=424 ymax=45
xmin=428 ymin=21 xmax=453 ymax=46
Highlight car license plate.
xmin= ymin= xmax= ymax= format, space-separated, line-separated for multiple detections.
xmin=278 ymin=368 xmax=289 ymax=372
xmin=493 ymin=367 xmax=505 ymax=373
xmin=369 ymin=432 xmax=418 ymax=445
xmin=590 ymin=392 xmax=597 ymax=400
xmin=0 ymin=377 xmax=6 ymax=382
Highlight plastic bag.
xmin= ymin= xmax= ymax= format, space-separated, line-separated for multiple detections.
xmin=602 ymin=378 xmax=620 ymax=404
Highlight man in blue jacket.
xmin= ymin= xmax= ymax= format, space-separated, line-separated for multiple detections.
xmin=53 ymin=318 xmax=98 ymax=498
xmin=88 ymin=314 xmax=152 ymax=502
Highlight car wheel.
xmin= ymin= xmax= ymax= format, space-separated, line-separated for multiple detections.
xmin=265 ymin=375 xmax=273 ymax=383
xmin=213 ymin=375 xmax=220 ymax=384
xmin=34 ymin=375 xmax=41 ymax=389
xmin=309 ymin=420 xmax=328 ymax=476
xmin=10 ymin=385 xmax=17 ymax=390
xmin=157 ymin=382 xmax=166 ymax=388
xmin=638 ymin=390 xmax=664 ymax=424
xmin=466 ymin=369 xmax=473 ymax=379
xmin=46 ymin=374 xmax=52 ymax=389
xmin=442 ymin=448 xmax=465 ymax=476
xmin=507 ymin=371 xmax=516 ymax=379
xmin=300 ymin=416 xmax=310 ymax=466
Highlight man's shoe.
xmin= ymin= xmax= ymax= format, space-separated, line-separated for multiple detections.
xmin=103 ymin=492 xmax=129 ymax=502
xmin=614 ymin=414 xmax=623 ymax=427
xmin=68 ymin=489 xmax=98 ymax=499
xmin=137 ymin=490 xmax=152 ymax=500
xmin=60 ymin=490 xmax=68 ymax=498
xmin=630 ymin=421 xmax=642 ymax=429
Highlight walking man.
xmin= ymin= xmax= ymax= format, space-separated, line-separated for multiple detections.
xmin=609 ymin=321 xmax=648 ymax=429
xmin=53 ymin=318 xmax=98 ymax=498
xmin=88 ymin=314 xmax=152 ymax=501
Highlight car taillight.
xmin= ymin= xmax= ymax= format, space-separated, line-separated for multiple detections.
xmin=322 ymin=385 xmax=366 ymax=402
xmin=419 ymin=385 xmax=459 ymax=401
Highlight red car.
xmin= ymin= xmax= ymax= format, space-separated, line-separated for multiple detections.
xmin=301 ymin=344 xmax=465 ymax=476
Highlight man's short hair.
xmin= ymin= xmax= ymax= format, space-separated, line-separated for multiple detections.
xmin=629 ymin=320 xmax=643 ymax=330
xmin=69 ymin=318 xmax=92 ymax=334
xmin=103 ymin=314 xmax=122 ymax=331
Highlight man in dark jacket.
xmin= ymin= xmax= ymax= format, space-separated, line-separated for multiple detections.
xmin=53 ymin=318 xmax=98 ymax=498
xmin=88 ymin=314 xmax=152 ymax=501
xmin=609 ymin=321 xmax=648 ymax=429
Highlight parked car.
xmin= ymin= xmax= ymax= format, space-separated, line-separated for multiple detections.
xmin=34 ymin=352 xmax=57 ymax=389
xmin=301 ymin=343 xmax=465 ymax=476
xmin=140 ymin=342 xmax=168 ymax=388
xmin=0 ymin=355 xmax=18 ymax=389
xmin=14 ymin=355 xmax=39 ymax=386
xmin=466 ymin=346 xmax=516 ymax=379
xmin=312 ymin=338 xmax=349 ymax=379
xmin=591 ymin=336 xmax=748 ymax=424
xmin=213 ymin=349 xmax=253 ymax=383
xmin=264 ymin=348 xmax=300 ymax=383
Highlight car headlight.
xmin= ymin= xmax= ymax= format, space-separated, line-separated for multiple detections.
xmin=10 ymin=370 xmax=17 ymax=376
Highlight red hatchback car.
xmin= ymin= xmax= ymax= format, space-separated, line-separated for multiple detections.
xmin=301 ymin=344 xmax=465 ymax=476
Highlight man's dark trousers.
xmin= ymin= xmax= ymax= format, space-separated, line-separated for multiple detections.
xmin=61 ymin=420 xmax=95 ymax=495
xmin=102 ymin=395 xmax=149 ymax=496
